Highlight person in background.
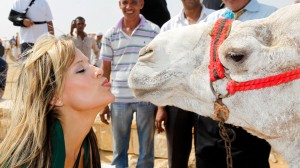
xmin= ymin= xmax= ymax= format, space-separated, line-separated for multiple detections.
xmin=0 ymin=39 xmax=7 ymax=97
xmin=156 ymin=1 xmax=214 ymax=167
xmin=95 ymin=32 xmax=103 ymax=67
xmin=11 ymin=0 xmax=54 ymax=55
xmin=193 ymin=0 xmax=277 ymax=168
xmin=70 ymin=16 xmax=99 ymax=66
xmin=9 ymin=36 xmax=21 ymax=61
xmin=0 ymin=34 xmax=115 ymax=167
xmin=294 ymin=0 xmax=300 ymax=3
xmin=96 ymin=32 xmax=103 ymax=51
xmin=99 ymin=0 xmax=160 ymax=167
xmin=0 ymin=39 xmax=4 ymax=58
xmin=141 ymin=0 xmax=171 ymax=27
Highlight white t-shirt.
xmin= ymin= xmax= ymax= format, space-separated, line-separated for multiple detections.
xmin=161 ymin=6 xmax=215 ymax=32
xmin=12 ymin=0 xmax=53 ymax=43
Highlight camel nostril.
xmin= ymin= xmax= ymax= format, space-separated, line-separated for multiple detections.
xmin=227 ymin=53 xmax=245 ymax=62
xmin=139 ymin=47 xmax=153 ymax=57
xmin=139 ymin=47 xmax=147 ymax=57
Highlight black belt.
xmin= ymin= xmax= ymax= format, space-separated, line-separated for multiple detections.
xmin=33 ymin=21 xmax=47 ymax=24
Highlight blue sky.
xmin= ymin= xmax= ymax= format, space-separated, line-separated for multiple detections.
xmin=0 ymin=0 xmax=293 ymax=40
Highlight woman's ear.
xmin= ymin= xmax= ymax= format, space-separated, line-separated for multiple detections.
xmin=50 ymin=99 xmax=64 ymax=107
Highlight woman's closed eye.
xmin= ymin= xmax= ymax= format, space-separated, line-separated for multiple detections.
xmin=76 ymin=68 xmax=86 ymax=73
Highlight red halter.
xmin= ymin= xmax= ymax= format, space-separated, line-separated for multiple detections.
xmin=209 ymin=18 xmax=300 ymax=95
xmin=209 ymin=18 xmax=233 ymax=81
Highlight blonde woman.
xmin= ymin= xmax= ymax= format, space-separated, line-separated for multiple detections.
xmin=0 ymin=34 xmax=115 ymax=167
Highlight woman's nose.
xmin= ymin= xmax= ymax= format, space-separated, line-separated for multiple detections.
xmin=95 ymin=67 xmax=104 ymax=78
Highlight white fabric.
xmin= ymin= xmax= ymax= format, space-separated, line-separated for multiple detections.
xmin=12 ymin=0 xmax=53 ymax=43
xmin=161 ymin=6 xmax=215 ymax=32
xmin=200 ymin=0 xmax=277 ymax=23
xmin=97 ymin=32 xmax=103 ymax=36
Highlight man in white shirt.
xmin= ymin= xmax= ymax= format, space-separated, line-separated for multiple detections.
xmin=70 ymin=16 xmax=99 ymax=66
xmin=12 ymin=0 xmax=54 ymax=55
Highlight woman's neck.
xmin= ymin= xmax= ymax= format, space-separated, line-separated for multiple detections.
xmin=59 ymin=111 xmax=97 ymax=167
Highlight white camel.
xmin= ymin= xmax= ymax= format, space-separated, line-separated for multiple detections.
xmin=128 ymin=4 xmax=300 ymax=168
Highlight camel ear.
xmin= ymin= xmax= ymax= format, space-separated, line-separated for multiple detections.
xmin=50 ymin=99 xmax=64 ymax=107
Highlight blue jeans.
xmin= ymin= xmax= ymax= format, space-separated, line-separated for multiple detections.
xmin=111 ymin=102 xmax=156 ymax=168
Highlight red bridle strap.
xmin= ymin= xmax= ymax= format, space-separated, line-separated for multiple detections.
xmin=209 ymin=18 xmax=300 ymax=96
xmin=227 ymin=68 xmax=300 ymax=95
xmin=209 ymin=18 xmax=233 ymax=81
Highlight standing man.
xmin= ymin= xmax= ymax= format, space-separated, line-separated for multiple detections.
xmin=96 ymin=31 xmax=103 ymax=51
xmin=95 ymin=32 xmax=103 ymax=67
xmin=194 ymin=0 xmax=277 ymax=168
xmin=155 ymin=1 xmax=214 ymax=168
xmin=11 ymin=0 xmax=54 ymax=55
xmin=70 ymin=16 xmax=99 ymax=66
xmin=99 ymin=0 xmax=160 ymax=168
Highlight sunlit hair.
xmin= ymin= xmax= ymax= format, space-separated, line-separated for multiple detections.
xmin=0 ymin=34 xmax=100 ymax=167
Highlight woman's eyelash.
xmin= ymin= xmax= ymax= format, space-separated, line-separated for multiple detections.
xmin=76 ymin=69 xmax=85 ymax=73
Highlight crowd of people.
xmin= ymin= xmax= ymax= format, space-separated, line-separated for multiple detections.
xmin=0 ymin=0 xmax=299 ymax=168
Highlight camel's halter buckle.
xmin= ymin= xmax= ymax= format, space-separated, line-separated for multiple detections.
xmin=214 ymin=98 xmax=229 ymax=122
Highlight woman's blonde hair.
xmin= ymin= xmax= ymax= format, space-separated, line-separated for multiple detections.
xmin=0 ymin=34 xmax=100 ymax=167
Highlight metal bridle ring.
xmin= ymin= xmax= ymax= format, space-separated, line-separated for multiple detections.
xmin=210 ymin=80 xmax=230 ymax=99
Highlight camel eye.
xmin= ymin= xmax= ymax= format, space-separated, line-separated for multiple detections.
xmin=227 ymin=52 xmax=245 ymax=62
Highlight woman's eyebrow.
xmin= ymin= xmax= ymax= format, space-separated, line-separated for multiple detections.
xmin=74 ymin=59 xmax=89 ymax=65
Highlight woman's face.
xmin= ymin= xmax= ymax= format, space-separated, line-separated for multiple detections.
xmin=61 ymin=49 xmax=114 ymax=113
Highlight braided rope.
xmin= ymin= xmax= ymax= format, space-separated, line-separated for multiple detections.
xmin=227 ymin=68 xmax=300 ymax=95
xmin=209 ymin=18 xmax=233 ymax=81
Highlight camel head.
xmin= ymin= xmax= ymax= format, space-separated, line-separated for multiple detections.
xmin=129 ymin=4 xmax=300 ymax=167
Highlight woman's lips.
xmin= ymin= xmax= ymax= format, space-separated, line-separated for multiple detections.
xmin=101 ymin=78 xmax=111 ymax=87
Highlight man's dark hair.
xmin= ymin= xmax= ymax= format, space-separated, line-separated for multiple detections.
xmin=75 ymin=16 xmax=85 ymax=23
